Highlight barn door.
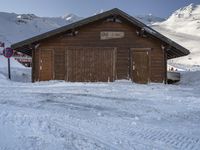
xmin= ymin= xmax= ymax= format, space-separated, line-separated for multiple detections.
xmin=131 ymin=48 xmax=151 ymax=84
xmin=39 ymin=49 xmax=53 ymax=81
xmin=66 ymin=47 xmax=116 ymax=82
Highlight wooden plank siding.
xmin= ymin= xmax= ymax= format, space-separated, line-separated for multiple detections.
xmin=54 ymin=48 xmax=65 ymax=80
xmin=33 ymin=18 xmax=166 ymax=83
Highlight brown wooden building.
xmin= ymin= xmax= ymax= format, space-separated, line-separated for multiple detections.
xmin=11 ymin=8 xmax=190 ymax=84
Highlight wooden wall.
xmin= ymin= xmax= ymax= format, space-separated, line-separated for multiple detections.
xmin=33 ymin=17 xmax=166 ymax=83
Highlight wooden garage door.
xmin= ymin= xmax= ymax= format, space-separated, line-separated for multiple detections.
xmin=39 ymin=49 xmax=53 ymax=81
xmin=131 ymin=48 xmax=151 ymax=84
xmin=66 ymin=47 xmax=116 ymax=82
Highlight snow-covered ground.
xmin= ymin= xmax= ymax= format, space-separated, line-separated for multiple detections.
xmin=0 ymin=63 xmax=200 ymax=149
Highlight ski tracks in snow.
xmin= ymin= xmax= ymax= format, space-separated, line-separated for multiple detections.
xmin=0 ymin=82 xmax=200 ymax=149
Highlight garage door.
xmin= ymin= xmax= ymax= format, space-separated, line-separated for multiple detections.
xmin=66 ymin=47 xmax=116 ymax=82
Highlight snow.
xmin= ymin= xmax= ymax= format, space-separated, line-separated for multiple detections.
xmin=0 ymin=55 xmax=24 ymax=68
xmin=152 ymin=3 xmax=200 ymax=69
xmin=0 ymin=70 xmax=200 ymax=149
xmin=155 ymin=4 xmax=200 ymax=36
xmin=0 ymin=12 xmax=81 ymax=46
xmin=0 ymin=55 xmax=31 ymax=82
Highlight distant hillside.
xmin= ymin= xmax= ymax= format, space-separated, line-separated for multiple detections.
xmin=0 ymin=12 xmax=82 ymax=46
xmin=136 ymin=14 xmax=165 ymax=25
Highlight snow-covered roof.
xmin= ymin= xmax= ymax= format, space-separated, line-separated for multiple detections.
xmin=11 ymin=8 xmax=190 ymax=59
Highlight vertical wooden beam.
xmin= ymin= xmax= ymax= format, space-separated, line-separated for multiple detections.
xmin=164 ymin=48 xmax=167 ymax=84
xmin=128 ymin=48 xmax=131 ymax=79
xmin=148 ymin=49 xmax=152 ymax=83
xmin=113 ymin=48 xmax=117 ymax=81
xmin=31 ymin=48 xmax=35 ymax=82
xmin=52 ymin=49 xmax=55 ymax=80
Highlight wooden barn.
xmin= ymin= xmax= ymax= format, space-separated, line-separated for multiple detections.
xmin=11 ymin=8 xmax=190 ymax=84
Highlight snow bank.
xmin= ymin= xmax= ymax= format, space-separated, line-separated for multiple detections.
xmin=0 ymin=55 xmax=25 ymax=68
xmin=0 ymin=55 xmax=31 ymax=82
xmin=179 ymin=71 xmax=200 ymax=86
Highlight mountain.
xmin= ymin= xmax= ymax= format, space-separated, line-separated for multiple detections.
xmin=136 ymin=14 xmax=165 ymax=25
xmin=62 ymin=13 xmax=82 ymax=23
xmin=0 ymin=12 xmax=82 ymax=46
xmin=154 ymin=3 xmax=200 ymax=36
xmin=152 ymin=3 xmax=200 ymax=69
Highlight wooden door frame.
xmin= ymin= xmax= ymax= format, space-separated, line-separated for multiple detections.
xmin=130 ymin=48 xmax=151 ymax=83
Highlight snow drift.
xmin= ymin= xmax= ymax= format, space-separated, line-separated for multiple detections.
xmin=0 ymin=55 xmax=31 ymax=82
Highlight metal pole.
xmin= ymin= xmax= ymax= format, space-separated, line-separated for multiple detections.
xmin=8 ymin=58 xmax=11 ymax=80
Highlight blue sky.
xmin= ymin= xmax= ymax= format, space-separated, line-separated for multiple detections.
xmin=0 ymin=0 xmax=199 ymax=18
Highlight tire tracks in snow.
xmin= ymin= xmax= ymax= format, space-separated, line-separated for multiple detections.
xmin=1 ymin=91 xmax=200 ymax=149
xmin=128 ymin=126 xmax=200 ymax=150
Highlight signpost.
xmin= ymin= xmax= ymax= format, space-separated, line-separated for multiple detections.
xmin=2 ymin=47 xmax=13 ymax=80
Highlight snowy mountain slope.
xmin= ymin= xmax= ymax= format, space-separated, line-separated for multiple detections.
xmin=154 ymin=4 xmax=200 ymax=36
xmin=152 ymin=25 xmax=200 ymax=68
xmin=152 ymin=3 xmax=200 ymax=69
xmin=0 ymin=12 xmax=82 ymax=46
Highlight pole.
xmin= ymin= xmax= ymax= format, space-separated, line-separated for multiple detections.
xmin=8 ymin=58 xmax=11 ymax=80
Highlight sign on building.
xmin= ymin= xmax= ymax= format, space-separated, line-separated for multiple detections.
xmin=100 ymin=31 xmax=125 ymax=40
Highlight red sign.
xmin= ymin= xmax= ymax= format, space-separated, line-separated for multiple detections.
xmin=3 ymin=47 xmax=13 ymax=58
